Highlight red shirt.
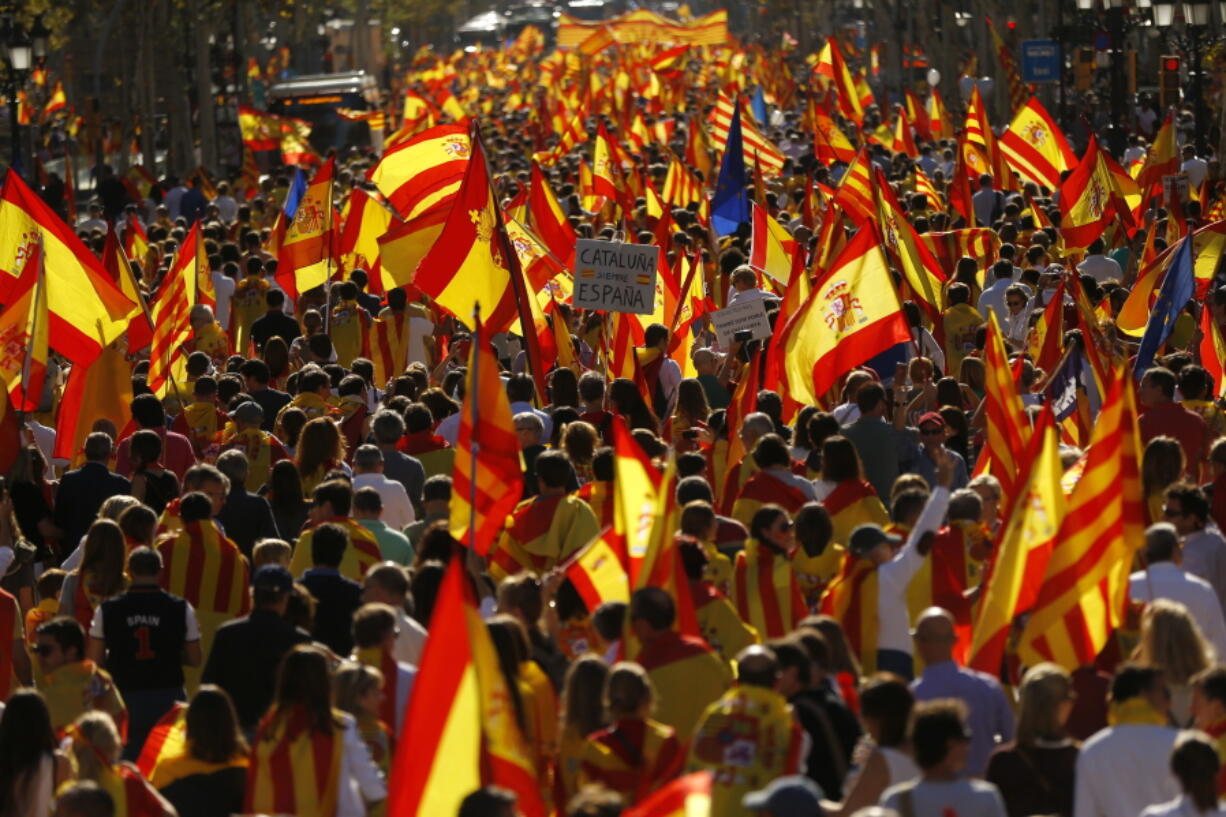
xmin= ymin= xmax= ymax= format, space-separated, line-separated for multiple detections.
xmin=115 ymin=428 xmax=198 ymax=482
xmin=1139 ymin=400 xmax=1208 ymax=477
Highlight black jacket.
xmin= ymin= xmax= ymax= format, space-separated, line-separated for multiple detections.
xmin=201 ymin=608 xmax=312 ymax=731
xmin=54 ymin=462 xmax=131 ymax=552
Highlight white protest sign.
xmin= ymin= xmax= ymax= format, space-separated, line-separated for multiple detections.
xmin=572 ymin=239 xmax=659 ymax=315
xmin=709 ymin=298 xmax=773 ymax=346
xmin=1163 ymin=173 xmax=1190 ymax=206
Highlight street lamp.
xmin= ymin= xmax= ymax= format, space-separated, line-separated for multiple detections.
xmin=1184 ymin=1 xmax=1212 ymax=25
xmin=30 ymin=17 xmax=49 ymax=62
xmin=1 ymin=17 xmax=33 ymax=180
xmin=1076 ymin=0 xmax=1094 ymax=10
xmin=1154 ymin=2 xmax=1177 ymax=24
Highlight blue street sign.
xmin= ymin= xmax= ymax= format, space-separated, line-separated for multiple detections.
xmin=1021 ymin=40 xmax=1061 ymax=83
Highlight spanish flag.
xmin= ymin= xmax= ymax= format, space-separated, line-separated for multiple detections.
xmin=986 ymin=16 xmax=1029 ymax=114
xmin=53 ymin=340 xmax=132 ymax=465
xmin=749 ymin=203 xmax=795 ymax=286
xmin=832 ymin=148 xmax=874 ymax=224
xmin=43 ymin=81 xmax=66 ymax=116
xmin=563 ymin=528 xmax=630 ymax=611
xmin=1135 ymin=112 xmax=1180 ymax=199
xmin=369 ymin=123 xmax=470 ymax=219
xmin=1000 ymin=97 xmax=1077 ymax=193
xmin=782 ymin=226 xmax=911 ymax=404
xmin=526 ymin=162 xmax=577 ymax=269
xmin=968 ymin=407 xmax=1065 ymax=673
xmin=1020 ymin=368 xmax=1145 ymax=670
xmin=276 ymin=155 xmax=336 ymax=299
xmin=0 ymin=239 xmax=47 ymax=412
xmin=450 ymin=315 xmax=522 ymax=554
xmin=1059 ymin=134 xmax=1136 ymax=250
xmin=237 ymin=105 xmax=283 ymax=151
xmin=388 ymin=559 xmax=545 ymax=817
xmin=821 ymin=478 xmax=890 ymax=547
xmin=927 ymin=88 xmax=955 ymax=140
xmin=964 ymin=85 xmax=1016 ymax=190
xmin=1201 ymin=302 xmax=1226 ymax=399
xmin=621 ymin=771 xmax=712 ymax=817
xmin=814 ymin=37 xmax=863 ymax=125
xmin=812 ymin=109 xmax=857 ymax=166
xmin=413 ymin=123 xmax=519 ymax=333
xmin=873 ymin=168 xmax=946 ymax=322
xmin=337 ymin=188 xmax=392 ymax=289
xmin=0 ymin=169 xmax=138 ymax=364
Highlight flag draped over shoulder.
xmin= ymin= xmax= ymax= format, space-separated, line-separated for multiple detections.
xmin=1020 ymin=369 xmax=1145 ymax=669
xmin=388 ymin=559 xmax=545 ymax=817
xmin=450 ymin=316 xmax=522 ymax=555
xmin=782 ymin=226 xmax=911 ymax=404
xmin=968 ymin=407 xmax=1064 ymax=673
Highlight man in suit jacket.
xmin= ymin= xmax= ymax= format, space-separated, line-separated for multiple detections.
xmin=215 ymin=449 xmax=280 ymax=559
xmin=54 ymin=432 xmax=132 ymax=553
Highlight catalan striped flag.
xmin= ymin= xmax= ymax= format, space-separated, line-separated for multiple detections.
xmin=969 ymin=406 xmax=1064 ymax=673
xmin=731 ymin=538 xmax=808 ymax=639
xmin=136 ymin=703 xmax=188 ymax=780
xmin=388 ymin=559 xmax=545 ymax=817
xmin=246 ymin=703 xmax=346 ymax=817
xmin=146 ymin=223 xmax=208 ymax=396
xmin=1000 ymin=97 xmax=1077 ymax=193
xmin=662 ymin=156 xmax=706 ymax=212
xmin=1019 ymin=368 xmax=1145 ymax=670
xmin=0 ymin=239 xmax=47 ymax=413
xmin=832 ymin=149 xmax=874 ymax=224
xmin=289 ymin=518 xmax=383 ymax=582
xmin=1026 ymin=279 xmax=1065 ymax=374
xmin=973 ymin=311 xmax=1031 ymax=512
xmin=913 ymin=166 xmax=944 ymax=212
xmin=986 ymin=16 xmax=1029 ymax=113
xmin=964 ymin=85 xmax=1016 ymax=190
xmin=450 ymin=315 xmax=522 ymax=555
xmin=814 ymin=36 xmax=864 ymax=125
xmin=708 ymin=91 xmax=785 ymax=176
xmin=819 ymin=557 xmax=880 ymax=672
xmin=369 ymin=312 xmax=409 ymax=385
xmin=156 ymin=520 xmax=251 ymax=689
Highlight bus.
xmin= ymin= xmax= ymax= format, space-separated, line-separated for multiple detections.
xmin=268 ymin=71 xmax=380 ymax=154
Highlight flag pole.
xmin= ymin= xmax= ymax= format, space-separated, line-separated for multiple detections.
xmin=323 ymin=169 xmax=335 ymax=334
xmin=18 ymin=235 xmax=45 ymax=422
xmin=469 ymin=303 xmax=481 ymax=555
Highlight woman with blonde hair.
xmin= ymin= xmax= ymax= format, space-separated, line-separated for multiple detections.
xmin=333 ymin=662 xmax=392 ymax=775
xmin=1133 ymin=599 xmax=1214 ymax=725
xmin=1144 ymin=437 xmax=1186 ymax=525
xmin=555 ymin=654 xmax=610 ymax=807
xmin=295 ymin=416 xmax=349 ymax=495
xmin=69 ymin=710 xmax=176 ymax=817
xmin=561 ymin=421 xmax=600 ymax=485
xmin=986 ymin=663 xmax=1079 ymax=817
xmin=577 ymin=662 xmax=684 ymax=805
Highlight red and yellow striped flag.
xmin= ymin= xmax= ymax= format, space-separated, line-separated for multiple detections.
xmin=964 ymin=85 xmax=1016 ymax=190
xmin=969 ymin=406 xmax=1064 ymax=673
xmin=1059 ymin=134 xmax=1137 ymax=251
xmin=1135 ymin=112 xmax=1180 ymax=198
xmin=388 ymin=559 xmax=545 ymax=817
xmin=369 ymin=123 xmax=470 ymax=219
xmin=0 ymin=240 xmax=47 ymax=413
xmin=973 ymin=311 xmax=1032 ymax=511
xmin=927 ymin=88 xmax=955 ymax=140
xmin=146 ymin=222 xmax=209 ymax=396
xmin=750 ymin=203 xmax=795 ymax=285
xmin=832 ymin=148 xmax=874 ymax=224
xmin=873 ymin=168 xmax=946 ymax=322
xmin=709 ymin=91 xmax=785 ymax=176
xmin=1019 ymin=368 xmax=1145 ymax=669
xmin=276 ymin=156 xmax=336 ymax=299
xmin=527 ymin=162 xmax=577 ymax=269
xmin=623 ymin=771 xmax=713 ymax=817
xmin=246 ymin=703 xmax=345 ymax=817
xmin=450 ymin=315 xmax=523 ymax=555
xmin=1201 ymin=302 xmax=1226 ymax=399
xmin=338 ymin=188 xmax=392 ymax=289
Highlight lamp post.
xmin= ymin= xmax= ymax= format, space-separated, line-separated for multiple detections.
xmin=1154 ymin=0 xmax=1213 ymax=154
xmin=1 ymin=16 xmax=33 ymax=181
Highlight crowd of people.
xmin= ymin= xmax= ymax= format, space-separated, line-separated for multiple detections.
xmin=7 ymin=21 xmax=1226 ymax=817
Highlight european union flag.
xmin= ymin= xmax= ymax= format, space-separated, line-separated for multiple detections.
xmin=711 ymin=99 xmax=749 ymax=237
xmin=1134 ymin=235 xmax=1195 ymax=378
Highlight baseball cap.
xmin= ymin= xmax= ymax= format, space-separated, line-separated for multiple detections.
xmin=252 ymin=564 xmax=293 ymax=593
xmin=229 ymin=400 xmax=264 ymax=425
xmin=917 ymin=411 xmax=946 ymax=430
xmin=848 ymin=524 xmax=902 ymax=558
xmin=742 ymin=775 xmax=823 ymax=815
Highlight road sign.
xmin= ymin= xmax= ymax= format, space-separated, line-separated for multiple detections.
xmin=572 ymin=239 xmax=659 ymax=315
xmin=1021 ymin=40 xmax=1061 ymax=84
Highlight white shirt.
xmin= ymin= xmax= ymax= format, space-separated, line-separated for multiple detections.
xmin=1183 ymin=157 xmax=1209 ymax=189
xmin=25 ymin=419 xmax=68 ymax=472
xmin=393 ymin=608 xmax=428 ymax=667
xmin=435 ymin=412 xmax=461 ymax=446
xmin=211 ymin=271 xmax=237 ymax=329
xmin=1182 ymin=526 xmax=1226 ymax=618
xmin=1129 ymin=562 xmax=1226 ymax=658
xmin=657 ymin=357 xmax=682 ymax=416
xmin=1124 ymin=145 xmax=1147 ymax=165
xmin=337 ymin=713 xmax=388 ymax=817
xmin=353 ymin=472 xmax=416 ymax=531
xmin=1074 ymin=723 xmax=1179 ymax=817
xmin=406 ymin=316 xmax=434 ymax=367
xmin=977 ymin=277 xmax=1015 ymax=326
xmin=726 ymin=287 xmax=780 ymax=306
xmin=1142 ymin=795 xmax=1226 ymax=817
xmin=905 ymin=327 xmax=946 ymax=372
xmin=1077 ymin=255 xmax=1124 ymax=285
xmin=77 ymin=217 xmax=107 ymax=234
xmin=214 ymin=195 xmax=238 ymax=223
xmin=878 ymin=487 xmax=951 ymax=653
xmin=881 ymin=778 xmax=1006 ymax=817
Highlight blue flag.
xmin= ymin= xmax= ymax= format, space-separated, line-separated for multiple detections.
xmin=1134 ymin=235 xmax=1195 ymax=378
xmin=751 ymin=86 xmax=768 ymax=127
xmin=1046 ymin=349 xmax=1085 ymax=422
xmin=282 ymin=168 xmax=307 ymax=218
xmin=712 ymin=99 xmax=749 ymax=237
